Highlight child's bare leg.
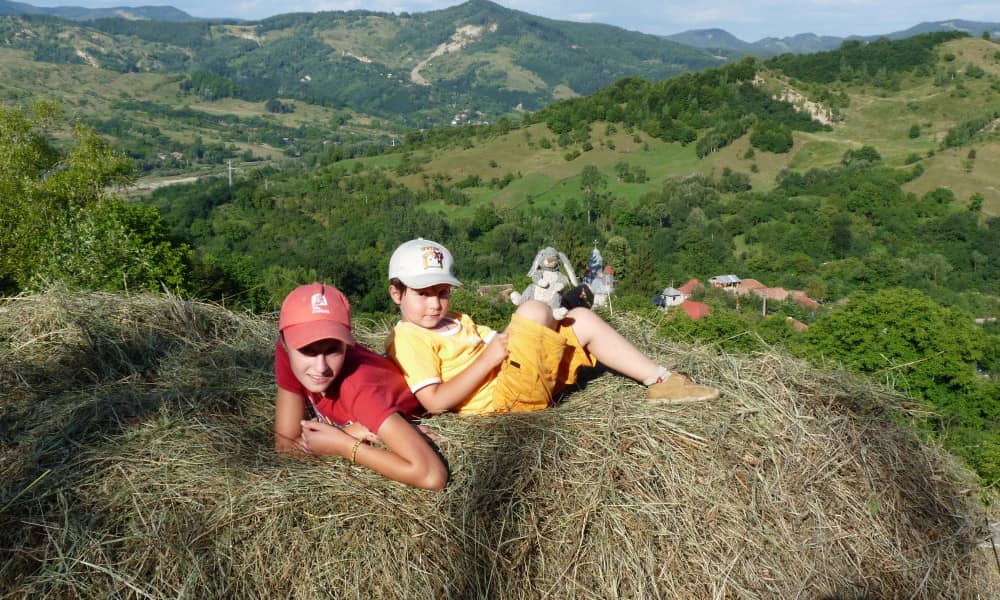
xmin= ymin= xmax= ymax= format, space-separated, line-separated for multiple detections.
xmin=564 ymin=307 xmax=662 ymax=383
xmin=566 ymin=307 xmax=719 ymax=402
xmin=514 ymin=299 xmax=558 ymax=328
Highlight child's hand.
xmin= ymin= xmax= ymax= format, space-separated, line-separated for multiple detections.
xmin=342 ymin=422 xmax=379 ymax=444
xmin=483 ymin=331 xmax=509 ymax=368
xmin=300 ymin=420 xmax=352 ymax=456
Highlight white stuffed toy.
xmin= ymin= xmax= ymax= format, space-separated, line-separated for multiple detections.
xmin=510 ymin=247 xmax=579 ymax=320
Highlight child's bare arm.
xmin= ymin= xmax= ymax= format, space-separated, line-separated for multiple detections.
xmin=274 ymin=388 xmax=307 ymax=453
xmin=414 ymin=331 xmax=509 ymax=413
xmin=300 ymin=415 xmax=447 ymax=490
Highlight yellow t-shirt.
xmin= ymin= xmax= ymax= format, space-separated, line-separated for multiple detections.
xmin=387 ymin=313 xmax=499 ymax=414
xmin=386 ymin=312 xmax=597 ymax=415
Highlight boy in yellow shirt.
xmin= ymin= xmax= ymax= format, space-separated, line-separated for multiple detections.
xmin=385 ymin=238 xmax=719 ymax=415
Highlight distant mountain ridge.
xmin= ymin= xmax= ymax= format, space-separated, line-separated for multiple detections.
xmin=667 ymin=19 xmax=1000 ymax=55
xmin=0 ymin=0 xmax=198 ymax=21
xmin=0 ymin=0 xmax=727 ymax=126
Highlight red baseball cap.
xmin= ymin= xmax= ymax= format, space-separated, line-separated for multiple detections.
xmin=279 ymin=283 xmax=355 ymax=349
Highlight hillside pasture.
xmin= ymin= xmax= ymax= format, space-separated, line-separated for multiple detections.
xmin=904 ymin=141 xmax=1000 ymax=216
xmin=393 ymin=122 xmax=708 ymax=212
xmin=0 ymin=48 xmax=173 ymax=108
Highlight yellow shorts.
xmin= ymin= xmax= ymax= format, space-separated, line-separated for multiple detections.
xmin=486 ymin=314 xmax=597 ymax=413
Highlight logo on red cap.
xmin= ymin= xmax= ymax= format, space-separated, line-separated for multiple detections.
xmin=279 ymin=283 xmax=354 ymax=349
xmin=310 ymin=292 xmax=330 ymax=314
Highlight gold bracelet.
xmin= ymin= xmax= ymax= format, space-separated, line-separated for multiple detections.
xmin=349 ymin=439 xmax=363 ymax=465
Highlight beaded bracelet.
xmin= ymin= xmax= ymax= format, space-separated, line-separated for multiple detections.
xmin=349 ymin=439 xmax=363 ymax=465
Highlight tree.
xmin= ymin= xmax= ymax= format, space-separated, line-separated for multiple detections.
xmin=0 ymin=102 xmax=188 ymax=294
xmin=802 ymin=288 xmax=982 ymax=407
xmin=621 ymin=242 xmax=657 ymax=297
xmin=749 ymin=121 xmax=793 ymax=153
xmin=830 ymin=214 xmax=853 ymax=258
xmin=841 ymin=145 xmax=882 ymax=167
xmin=801 ymin=288 xmax=996 ymax=484
xmin=580 ymin=165 xmax=608 ymax=224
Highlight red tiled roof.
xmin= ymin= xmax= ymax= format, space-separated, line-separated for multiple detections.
xmin=752 ymin=287 xmax=789 ymax=301
xmin=680 ymin=300 xmax=711 ymax=320
xmin=678 ymin=278 xmax=702 ymax=295
xmin=791 ymin=290 xmax=821 ymax=310
xmin=738 ymin=278 xmax=766 ymax=290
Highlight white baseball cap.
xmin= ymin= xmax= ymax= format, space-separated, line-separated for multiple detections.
xmin=388 ymin=238 xmax=464 ymax=288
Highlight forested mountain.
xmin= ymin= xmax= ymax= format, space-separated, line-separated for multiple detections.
xmin=668 ymin=20 xmax=1000 ymax=56
xmin=0 ymin=0 xmax=726 ymax=126
xmin=0 ymin=0 xmax=197 ymax=21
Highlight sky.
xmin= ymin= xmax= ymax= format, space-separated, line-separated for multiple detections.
xmin=22 ymin=0 xmax=1000 ymax=41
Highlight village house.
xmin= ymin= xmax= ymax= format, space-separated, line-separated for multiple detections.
xmin=786 ymin=316 xmax=809 ymax=331
xmin=654 ymin=274 xmax=820 ymax=316
xmin=709 ymin=274 xmax=741 ymax=291
xmin=655 ymin=287 xmax=685 ymax=308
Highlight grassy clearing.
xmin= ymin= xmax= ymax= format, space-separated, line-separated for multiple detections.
xmin=393 ymin=123 xmax=708 ymax=211
xmin=904 ymin=141 xmax=1000 ymax=216
xmin=0 ymin=48 xmax=174 ymax=110
xmin=1 ymin=289 xmax=995 ymax=598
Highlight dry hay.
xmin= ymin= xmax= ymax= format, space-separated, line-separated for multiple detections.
xmin=1 ymin=289 xmax=996 ymax=599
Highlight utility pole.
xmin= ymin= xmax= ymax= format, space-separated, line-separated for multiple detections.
xmin=227 ymin=159 xmax=233 ymax=188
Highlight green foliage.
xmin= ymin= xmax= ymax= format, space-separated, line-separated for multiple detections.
xmin=766 ymin=32 xmax=967 ymax=86
xmin=965 ymin=64 xmax=985 ymax=79
xmin=841 ymin=145 xmax=883 ymax=167
xmin=0 ymin=103 xmax=188 ymax=294
xmin=180 ymin=70 xmax=237 ymax=100
xmin=36 ymin=202 xmax=188 ymax=292
xmin=749 ymin=121 xmax=793 ymax=153
xmin=613 ymin=161 xmax=649 ymax=183
xmin=537 ymin=57 xmax=827 ymax=157
xmin=941 ymin=113 xmax=997 ymax=149
xmin=88 ymin=18 xmax=214 ymax=48
xmin=717 ymin=168 xmax=751 ymax=192
xmin=802 ymin=288 xmax=982 ymax=398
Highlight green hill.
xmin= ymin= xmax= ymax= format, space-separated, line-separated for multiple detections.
xmin=0 ymin=0 xmax=199 ymax=21
xmin=377 ymin=34 xmax=1000 ymax=216
xmin=0 ymin=0 xmax=726 ymax=127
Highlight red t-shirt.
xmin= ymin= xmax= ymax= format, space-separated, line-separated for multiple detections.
xmin=275 ymin=341 xmax=425 ymax=433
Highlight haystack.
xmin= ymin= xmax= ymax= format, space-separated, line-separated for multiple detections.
xmin=1 ymin=290 xmax=996 ymax=598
